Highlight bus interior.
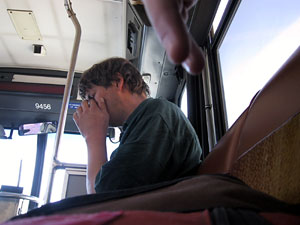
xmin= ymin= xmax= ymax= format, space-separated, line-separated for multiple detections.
xmin=0 ymin=0 xmax=299 ymax=223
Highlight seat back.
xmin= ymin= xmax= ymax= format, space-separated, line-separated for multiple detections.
xmin=231 ymin=112 xmax=300 ymax=204
xmin=197 ymin=46 xmax=300 ymax=203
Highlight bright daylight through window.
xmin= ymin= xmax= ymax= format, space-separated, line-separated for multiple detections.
xmin=0 ymin=130 xmax=120 ymax=204
xmin=218 ymin=0 xmax=300 ymax=128
xmin=43 ymin=133 xmax=119 ymax=202
xmin=0 ymin=131 xmax=36 ymax=196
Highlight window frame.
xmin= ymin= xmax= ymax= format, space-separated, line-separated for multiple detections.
xmin=206 ymin=0 xmax=241 ymax=140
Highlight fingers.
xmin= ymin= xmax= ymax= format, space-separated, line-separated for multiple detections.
xmin=73 ymin=111 xmax=78 ymax=122
xmin=74 ymin=98 xmax=106 ymax=115
xmin=96 ymin=98 xmax=106 ymax=110
xmin=182 ymin=38 xmax=205 ymax=75
xmin=73 ymin=100 xmax=89 ymax=123
xmin=73 ymin=98 xmax=110 ymax=138
xmin=81 ymin=100 xmax=89 ymax=109
xmin=143 ymin=0 xmax=204 ymax=74
xmin=88 ymin=99 xmax=97 ymax=109
xmin=143 ymin=0 xmax=190 ymax=64
xmin=73 ymin=106 xmax=81 ymax=128
xmin=89 ymin=98 xmax=107 ymax=112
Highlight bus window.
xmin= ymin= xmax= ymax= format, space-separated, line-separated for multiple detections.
xmin=212 ymin=0 xmax=229 ymax=32
xmin=45 ymin=133 xmax=119 ymax=165
xmin=180 ymin=86 xmax=188 ymax=117
xmin=218 ymin=0 xmax=300 ymax=127
xmin=0 ymin=131 xmax=36 ymax=196
xmin=48 ymin=133 xmax=88 ymax=165
xmin=39 ymin=133 xmax=119 ymax=202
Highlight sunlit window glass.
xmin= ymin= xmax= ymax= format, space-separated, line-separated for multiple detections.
xmin=40 ymin=133 xmax=120 ymax=203
xmin=180 ymin=86 xmax=188 ymax=117
xmin=212 ymin=0 xmax=229 ymax=32
xmin=218 ymin=0 xmax=300 ymax=127
xmin=47 ymin=133 xmax=88 ymax=165
xmin=0 ymin=131 xmax=37 ymax=196
xmin=45 ymin=132 xmax=120 ymax=165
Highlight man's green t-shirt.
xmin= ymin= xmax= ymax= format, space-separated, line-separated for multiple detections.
xmin=95 ymin=98 xmax=202 ymax=192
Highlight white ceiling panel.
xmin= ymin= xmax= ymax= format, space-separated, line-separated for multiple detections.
xmin=0 ymin=0 xmax=125 ymax=73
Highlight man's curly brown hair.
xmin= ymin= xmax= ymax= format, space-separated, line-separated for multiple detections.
xmin=79 ymin=57 xmax=150 ymax=99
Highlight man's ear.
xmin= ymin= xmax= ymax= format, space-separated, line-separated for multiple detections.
xmin=115 ymin=73 xmax=124 ymax=91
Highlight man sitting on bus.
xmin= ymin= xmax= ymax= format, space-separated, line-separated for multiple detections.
xmin=73 ymin=57 xmax=202 ymax=194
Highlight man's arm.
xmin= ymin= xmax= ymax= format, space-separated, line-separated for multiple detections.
xmin=73 ymin=98 xmax=109 ymax=194
xmin=142 ymin=0 xmax=204 ymax=75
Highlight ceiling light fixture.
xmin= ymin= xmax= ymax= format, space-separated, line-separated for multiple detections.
xmin=7 ymin=9 xmax=42 ymax=41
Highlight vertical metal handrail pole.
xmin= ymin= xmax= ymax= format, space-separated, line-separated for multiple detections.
xmin=202 ymin=47 xmax=217 ymax=151
xmin=46 ymin=0 xmax=81 ymax=203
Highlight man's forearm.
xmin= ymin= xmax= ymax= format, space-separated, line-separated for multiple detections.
xmin=73 ymin=98 xmax=110 ymax=194
xmin=85 ymin=134 xmax=107 ymax=194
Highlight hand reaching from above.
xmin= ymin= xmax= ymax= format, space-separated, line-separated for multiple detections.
xmin=142 ymin=0 xmax=205 ymax=75
xmin=73 ymin=98 xmax=109 ymax=140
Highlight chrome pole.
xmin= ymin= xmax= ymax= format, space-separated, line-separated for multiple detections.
xmin=202 ymin=47 xmax=217 ymax=151
xmin=45 ymin=0 xmax=81 ymax=203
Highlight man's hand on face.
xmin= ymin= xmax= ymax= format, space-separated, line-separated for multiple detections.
xmin=73 ymin=98 xmax=109 ymax=140
xmin=142 ymin=0 xmax=204 ymax=75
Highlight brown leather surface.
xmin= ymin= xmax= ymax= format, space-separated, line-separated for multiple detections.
xmin=231 ymin=112 xmax=300 ymax=204
xmin=58 ymin=175 xmax=296 ymax=215
xmin=198 ymin=46 xmax=300 ymax=175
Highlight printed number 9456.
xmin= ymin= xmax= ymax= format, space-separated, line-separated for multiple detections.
xmin=35 ymin=103 xmax=52 ymax=110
